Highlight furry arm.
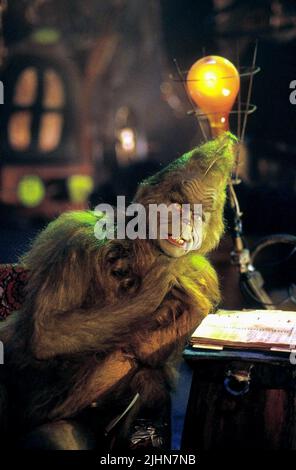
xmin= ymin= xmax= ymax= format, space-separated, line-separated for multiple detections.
xmin=31 ymin=262 xmax=175 ymax=360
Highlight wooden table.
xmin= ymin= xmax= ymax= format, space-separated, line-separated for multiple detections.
xmin=181 ymin=346 xmax=296 ymax=450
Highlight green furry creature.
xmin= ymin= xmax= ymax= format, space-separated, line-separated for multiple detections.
xmin=0 ymin=132 xmax=236 ymax=449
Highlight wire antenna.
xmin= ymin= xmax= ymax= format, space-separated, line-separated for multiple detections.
xmin=236 ymin=40 xmax=241 ymax=141
xmin=234 ymin=40 xmax=258 ymax=181
xmin=241 ymin=39 xmax=258 ymax=144
xmin=173 ymin=58 xmax=208 ymax=141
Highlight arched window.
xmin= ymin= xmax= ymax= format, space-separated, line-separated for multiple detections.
xmin=0 ymin=52 xmax=79 ymax=162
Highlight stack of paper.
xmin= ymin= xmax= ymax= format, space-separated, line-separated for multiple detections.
xmin=191 ymin=310 xmax=296 ymax=352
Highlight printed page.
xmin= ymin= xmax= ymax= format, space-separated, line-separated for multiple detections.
xmin=191 ymin=310 xmax=296 ymax=349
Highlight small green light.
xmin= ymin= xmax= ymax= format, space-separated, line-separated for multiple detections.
xmin=67 ymin=175 xmax=94 ymax=203
xmin=32 ymin=28 xmax=61 ymax=45
xmin=18 ymin=175 xmax=45 ymax=208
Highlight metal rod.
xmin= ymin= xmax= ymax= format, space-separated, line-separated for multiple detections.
xmin=234 ymin=40 xmax=258 ymax=181
xmin=236 ymin=40 xmax=241 ymax=140
xmin=173 ymin=58 xmax=208 ymax=141
xmin=240 ymin=40 xmax=258 ymax=145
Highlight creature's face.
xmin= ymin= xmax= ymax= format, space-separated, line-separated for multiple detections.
xmin=156 ymin=202 xmax=212 ymax=258
xmin=154 ymin=178 xmax=219 ymax=258
xmin=134 ymin=133 xmax=237 ymax=257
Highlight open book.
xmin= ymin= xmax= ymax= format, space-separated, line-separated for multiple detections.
xmin=191 ymin=309 xmax=296 ymax=352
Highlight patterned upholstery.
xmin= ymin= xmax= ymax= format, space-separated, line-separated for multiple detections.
xmin=0 ymin=264 xmax=28 ymax=319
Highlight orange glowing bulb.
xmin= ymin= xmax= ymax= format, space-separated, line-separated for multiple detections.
xmin=187 ymin=55 xmax=240 ymax=136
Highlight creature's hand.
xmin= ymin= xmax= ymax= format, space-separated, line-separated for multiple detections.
xmin=31 ymin=258 xmax=174 ymax=359
xmin=140 ymin=259 xmax=175 ymax=297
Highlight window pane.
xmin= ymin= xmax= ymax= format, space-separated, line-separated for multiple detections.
xmin=39 ymin=112 xmax=63 ymax=152
xmin=43 ymin=69 xmax=65 ymax=107
xmin=9 ymin=111 xmax=32 ymax=151
xmin=14 ymin=68 xmax=37 ymax=106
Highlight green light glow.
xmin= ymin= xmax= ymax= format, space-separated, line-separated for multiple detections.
xmin=18 ymin=175 xmax=45 ymax=208
xmin=67 ymin=175 xmax=94 ymax=203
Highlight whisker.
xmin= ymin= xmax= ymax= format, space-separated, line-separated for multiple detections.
xmin=202 ymin=156 xmax=222 ymax=180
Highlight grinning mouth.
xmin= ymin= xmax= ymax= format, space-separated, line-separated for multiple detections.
xmin=167 ymin=235 xmax=186 ymax=247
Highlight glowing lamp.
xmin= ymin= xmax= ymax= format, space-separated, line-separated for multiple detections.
xmin=119 ymin=127 xmax=136 ymax=153
xmin=187 ymin=55 xmax=240 ymax=136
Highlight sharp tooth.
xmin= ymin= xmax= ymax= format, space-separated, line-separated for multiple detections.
xmin=169 ymin=236 xmax=185 ymax=246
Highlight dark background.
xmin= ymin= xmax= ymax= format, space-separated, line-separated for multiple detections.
xmin=1 ymin=0 xmax=296 ymax=258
